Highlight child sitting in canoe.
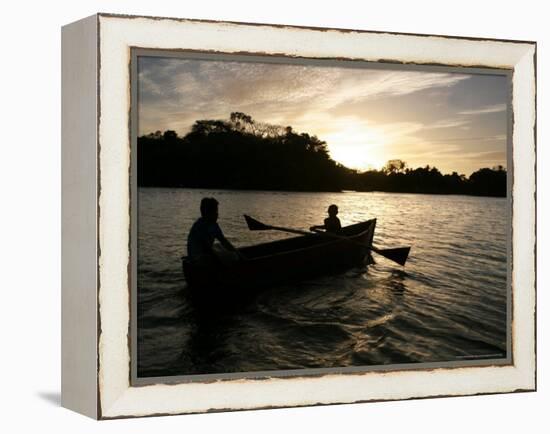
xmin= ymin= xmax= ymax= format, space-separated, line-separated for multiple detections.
xmin=310 ymin=204 xmax=342 ymax=234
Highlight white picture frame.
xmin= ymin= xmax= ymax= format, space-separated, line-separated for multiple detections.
xmin=61 ymin=13 xmax=536 ymax=419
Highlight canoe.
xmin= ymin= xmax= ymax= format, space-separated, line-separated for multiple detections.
xmin=182 ymin=219 xmax=376 ymax=305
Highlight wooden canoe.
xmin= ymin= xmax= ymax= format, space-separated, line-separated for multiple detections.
xmin=182 ymin=219 xmax=376 ymax=305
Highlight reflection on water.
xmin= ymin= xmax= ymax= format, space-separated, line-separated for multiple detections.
xmin=137 ymin=188 xmax=508 ymax=377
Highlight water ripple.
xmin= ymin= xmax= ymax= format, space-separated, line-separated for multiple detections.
xmin=137 ymin=188 xmax=508 ymax=377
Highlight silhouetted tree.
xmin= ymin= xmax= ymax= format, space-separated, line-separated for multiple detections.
xmin=229 ymin=112 xmax=254 ymax=133
xmin=383 ymin=159 xmax=407 ymax=174
xmin=163 ymin=130 xmax=178 ymax=141
xmin=469 ymin=166 xmax=507 ymax=197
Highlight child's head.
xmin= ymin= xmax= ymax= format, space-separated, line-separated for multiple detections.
xmin=328 ymin=204 xmax=338 ymax=217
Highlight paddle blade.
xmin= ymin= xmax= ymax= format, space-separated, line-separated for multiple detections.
xmin=244 ymin=215 xmax=271 ymax=231
xmin=374 ymin=246 xmax=411 ymax=266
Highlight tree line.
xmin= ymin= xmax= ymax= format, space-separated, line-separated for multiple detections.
xmin=138 ymin=112 xmax=507 ymax=197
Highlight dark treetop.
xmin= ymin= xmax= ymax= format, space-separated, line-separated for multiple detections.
xmin=138 ymin=112 xmax=507 ymax=197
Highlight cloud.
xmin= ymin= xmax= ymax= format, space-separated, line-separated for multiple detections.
xmin=458 ymin=104 xmax=507 ymax=115
xmin=137 ymin=57 xmax=471 ymax=136
xmin=423 ymin=118 xmax=471 ymax=130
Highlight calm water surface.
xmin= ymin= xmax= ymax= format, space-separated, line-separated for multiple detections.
xmin=137 ymin=188 xmax=508 ymax=377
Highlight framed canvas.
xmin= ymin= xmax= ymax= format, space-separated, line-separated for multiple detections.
xmin=61 ymin=13 xmax=536 ymax=419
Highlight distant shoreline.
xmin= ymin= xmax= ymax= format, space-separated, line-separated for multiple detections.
xmin=137 ymin=185 xmax=507 ymax=199
xmin=138 ymin=116 xmax=507 ymax=198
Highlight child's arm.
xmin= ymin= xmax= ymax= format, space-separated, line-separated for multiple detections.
xmin=309 ymin=224 xmax=325 ymax=232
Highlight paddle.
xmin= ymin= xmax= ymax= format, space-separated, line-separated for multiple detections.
xmin=243 ymin=215 xmax=410 ymax=266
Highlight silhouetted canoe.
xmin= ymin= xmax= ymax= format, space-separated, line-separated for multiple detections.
xmin=182 ymin=219 xmax=376 ymax=305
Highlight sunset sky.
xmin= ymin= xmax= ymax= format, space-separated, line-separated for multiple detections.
xmin=138 ymin=56 xmax=508 ymax=176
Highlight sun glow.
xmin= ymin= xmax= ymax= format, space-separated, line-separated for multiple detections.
xmin=322 ymin=120 xmax=388 ymax=171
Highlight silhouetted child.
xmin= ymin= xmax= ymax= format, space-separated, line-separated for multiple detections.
xmin=310 ymin=204 xmax=342 ymax=234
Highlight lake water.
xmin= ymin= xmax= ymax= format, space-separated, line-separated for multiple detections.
xmin=137 ymin=188 xmax=508 ymax=377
